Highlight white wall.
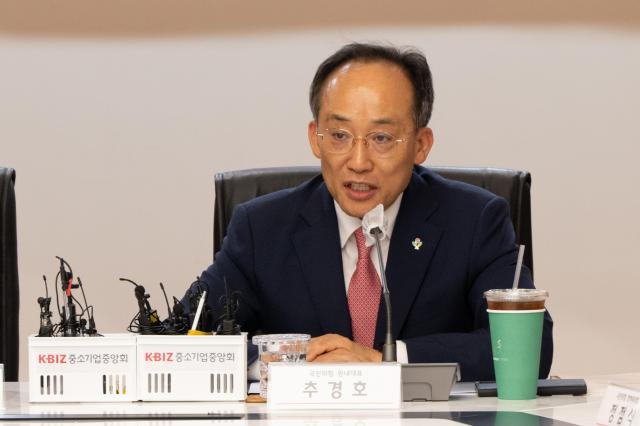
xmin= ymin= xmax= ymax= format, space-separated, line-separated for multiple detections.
xmin=2 ymin=1 xmax=639 ymax=380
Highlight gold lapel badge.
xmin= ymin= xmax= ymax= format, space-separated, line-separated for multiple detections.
xmin=412 ymin=237 xmax=423 ymax=251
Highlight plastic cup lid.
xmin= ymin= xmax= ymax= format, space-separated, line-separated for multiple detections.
xmin=252 ymin=333 xmax=311 ymax=345
xmin=484 ymin=288 xmax=548 ymax=301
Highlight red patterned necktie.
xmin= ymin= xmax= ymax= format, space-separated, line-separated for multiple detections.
xmin=347 ymin=227 xmax=382 ymax=348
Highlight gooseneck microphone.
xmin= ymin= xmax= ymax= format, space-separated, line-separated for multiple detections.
xmin=362 ymin=204 xmax=396 ymax=362
xmin=370 ymin=227 xmax=396 ymax=362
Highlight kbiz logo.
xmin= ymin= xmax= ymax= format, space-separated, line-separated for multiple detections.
xmin=144 ymin=352 xmax=174 ymax=362
xmin=38 ymin=354 xmax=67 ymax=364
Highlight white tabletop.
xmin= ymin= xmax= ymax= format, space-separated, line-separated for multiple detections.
xmin=2 ymin=373 xmax=639 ymax=425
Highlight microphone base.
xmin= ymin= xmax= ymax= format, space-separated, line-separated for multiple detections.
xmin=382 ymin=343 xmax=397 ymax=362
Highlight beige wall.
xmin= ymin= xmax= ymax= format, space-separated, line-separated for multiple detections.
xmin=2 ymin=1 xmax=639 ymax=380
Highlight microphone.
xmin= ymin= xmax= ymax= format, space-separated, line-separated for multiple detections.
xmin=38 ymin=275 xmax=54 ymax=337
xmin=362 ymin=204 xmax=396 ymax=362
xmin=172 ymin=296 xmax=185 ymax=318
xmin=159 ymin=282 xmax=173 ymax=321
xmin=362 ymin=204 xmax=388 ymax=241
xmin=39 ymin=257 xmax=99 ymax=337
xmin=57 ymin=256 xmax=78 ymax=337
xmin=121 ymin=277 xmax=159 ymax=334
xmin=216 ymin=277 xmax=241 ymax=335
xmin=77 ymin=277 xmax=97 ymax=335
xmin=160 ymin=282 xmax=186 ymax=334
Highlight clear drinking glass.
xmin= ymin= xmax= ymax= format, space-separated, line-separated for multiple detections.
xmin=252 ymin=334 xmax=310 ymax=399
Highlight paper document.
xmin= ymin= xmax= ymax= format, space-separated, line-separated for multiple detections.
xmin=449 ymin=382 xmax=477 ymax=396
xmin=248 ymin=381 xmax=260 ymax=395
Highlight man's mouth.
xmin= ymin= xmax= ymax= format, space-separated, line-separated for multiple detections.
xmin=343 ymin=182 xmax=378 ymax=203
xmin=348 ymin=182 xmax=372 ymax=191
xmin=345 ymin=182 xmax=376 ymax=192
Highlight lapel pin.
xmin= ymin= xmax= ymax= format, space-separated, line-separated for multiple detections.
xmin=412 ymin=237 xmax=423 ymax=251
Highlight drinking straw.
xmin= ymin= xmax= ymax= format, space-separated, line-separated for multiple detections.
xmin=511 ymin=245 xmax=525 ymax=290
xmin=191 ymin=290 xmax=207 ymax=331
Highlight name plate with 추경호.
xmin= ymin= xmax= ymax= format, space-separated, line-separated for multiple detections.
xmin=267 ymin=362 xmax=401 ymax=410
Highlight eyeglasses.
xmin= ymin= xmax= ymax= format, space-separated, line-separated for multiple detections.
xmin=316 ymin=128 xmax=407 ymax=156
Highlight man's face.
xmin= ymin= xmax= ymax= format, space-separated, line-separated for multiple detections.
xmin=308 ymin=60 xmax=433 ymax=218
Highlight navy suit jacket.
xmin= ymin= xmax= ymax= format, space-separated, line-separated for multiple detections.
xmin=198 ymin=165 xmax=553 ymax=381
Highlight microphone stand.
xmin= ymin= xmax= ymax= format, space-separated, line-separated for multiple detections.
xmin=370 ymin=227 xmax=396 ymax=362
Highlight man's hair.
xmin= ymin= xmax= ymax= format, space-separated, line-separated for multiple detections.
xmin=309 ymin=42 xmax=434 ymax=129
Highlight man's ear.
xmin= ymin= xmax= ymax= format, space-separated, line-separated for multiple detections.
xmin=413 ymin=127 xmax=434 ymax=164
xmin=308 ymin=120 xmax=321 ymax=159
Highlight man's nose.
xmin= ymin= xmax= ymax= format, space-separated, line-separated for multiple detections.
xmin=346 ymin=138 xmax=374 ymax=173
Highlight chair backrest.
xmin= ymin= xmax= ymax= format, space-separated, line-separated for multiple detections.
xmin=0 ymin=166 xmax=19 ymax=381
xmin=214 ymin=166 xmax=533 ymax=275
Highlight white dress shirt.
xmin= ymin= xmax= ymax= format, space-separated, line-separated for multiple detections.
xmin=334 ymin=195 xmax=408 ymax=363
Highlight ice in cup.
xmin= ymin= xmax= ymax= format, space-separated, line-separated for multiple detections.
xmin=484 ymin=289 xmax=548 ymax=400
xmin=252 ymin=334 xmax=310 ymax=399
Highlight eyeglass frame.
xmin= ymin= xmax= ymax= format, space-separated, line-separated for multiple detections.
xmin=315 ymin=127 xmax=411 ymax=156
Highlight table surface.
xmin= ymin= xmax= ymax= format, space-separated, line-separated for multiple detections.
xmin=1 ymin=372 xmax=639 ymax=425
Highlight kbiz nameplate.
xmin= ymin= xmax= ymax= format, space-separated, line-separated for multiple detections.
xmin=267 ymin=362 xmax=401 ymax=410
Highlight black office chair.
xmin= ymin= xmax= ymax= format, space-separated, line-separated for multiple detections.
xmin=214 ymin=166 xmax=533 ymax=275
xmin=0 ymin=167 xmax=19 ymax=381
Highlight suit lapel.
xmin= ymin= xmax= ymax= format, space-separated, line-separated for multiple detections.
xmin=376 ymin=173 xmax=443 ymax=343
xmin=292 ymin=184 xmax=353 ymax=338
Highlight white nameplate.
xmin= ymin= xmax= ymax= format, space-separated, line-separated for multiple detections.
xmin=596 ymin=383 xmax=640 ymax=425
xmin=267 ymin=362 xmax=401 ymax=410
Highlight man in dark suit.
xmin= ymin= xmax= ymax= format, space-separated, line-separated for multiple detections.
xmin=196 ymin=43 xmax=553 ymax=381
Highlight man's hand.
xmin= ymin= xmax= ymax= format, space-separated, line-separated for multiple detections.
xmin=307 ymin=334 xmax=382 ymax=363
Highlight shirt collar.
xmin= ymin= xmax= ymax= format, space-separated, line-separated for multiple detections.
xmin=334 ymin=193 xmax=404 ymax=248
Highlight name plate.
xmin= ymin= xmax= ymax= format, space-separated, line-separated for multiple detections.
xmin=267 ymin=362 xmax=401 ymax=410
xmin=596 ymin=383 xmax=640 ymax=425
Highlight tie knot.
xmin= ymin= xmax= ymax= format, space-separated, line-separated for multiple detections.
xmin=354 ymin=227 xmax=371 ymax=260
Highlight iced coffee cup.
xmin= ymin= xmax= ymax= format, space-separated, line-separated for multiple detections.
xmin=484 ymin=289 xmax=548 ymax=400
